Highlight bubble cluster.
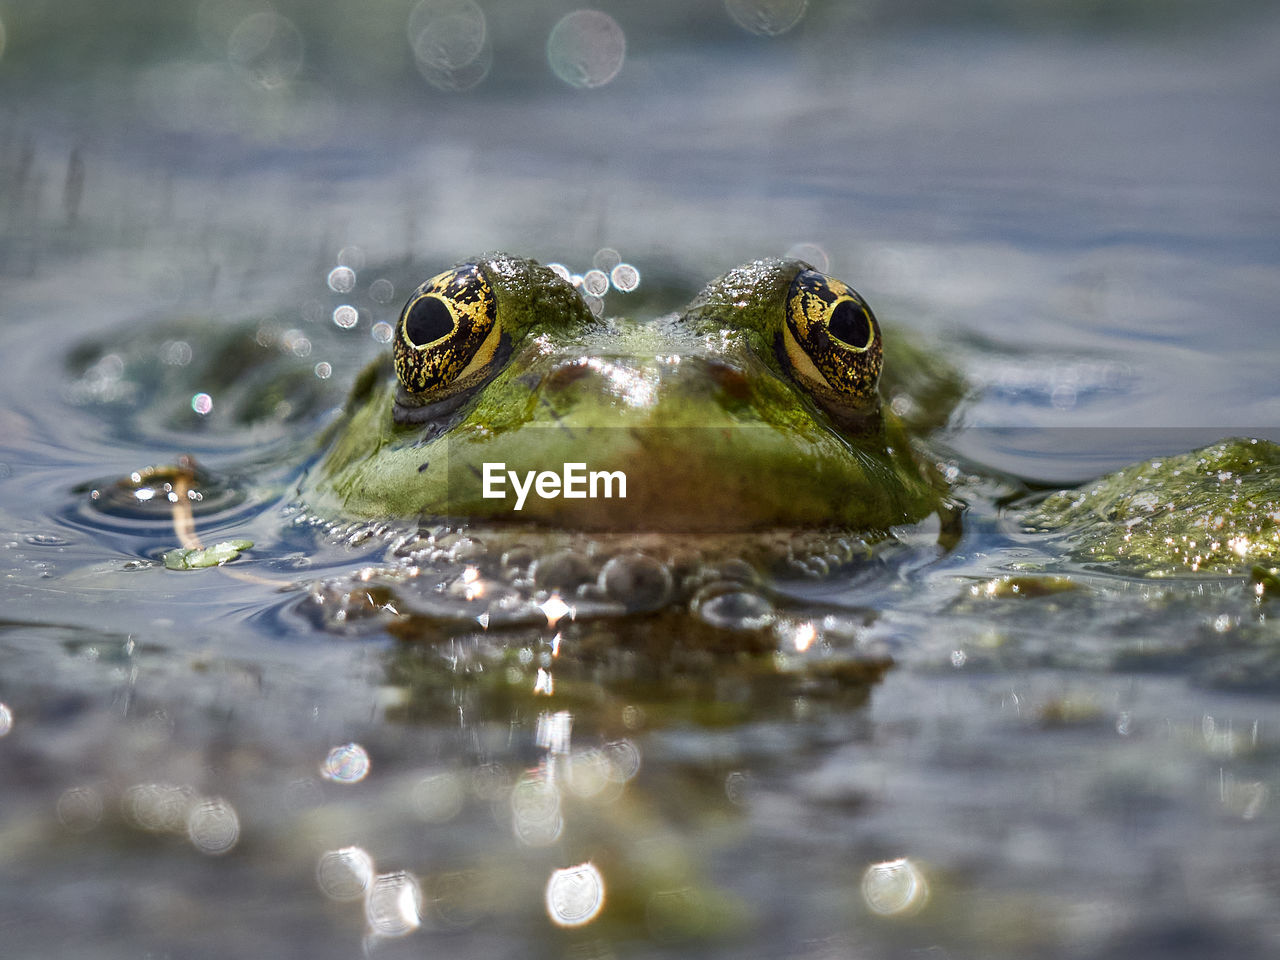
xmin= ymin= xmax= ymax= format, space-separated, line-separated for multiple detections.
xmin=547 ymin=10 xmax=626 ymax=89
xmin=321 ymin=742 xmax=370 ymax=783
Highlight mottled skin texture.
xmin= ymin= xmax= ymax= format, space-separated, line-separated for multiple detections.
xmin=1026 ymin=438 xmax=1280 ymax=577
xmin=304 ymin=254 xmax=948 ymax=534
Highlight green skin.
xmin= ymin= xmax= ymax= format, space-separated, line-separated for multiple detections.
xmin=303 ymin=254 xmax=947 ymax=535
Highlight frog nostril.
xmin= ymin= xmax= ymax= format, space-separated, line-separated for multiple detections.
xmin=404 ymin=296 xmax=454 ymax=346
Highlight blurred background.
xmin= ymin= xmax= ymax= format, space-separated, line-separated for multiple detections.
xmin=4 ymin=0 xmax=1280 ymax=480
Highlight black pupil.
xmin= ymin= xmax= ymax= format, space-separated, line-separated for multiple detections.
xmin=404 ymin=296 xmax=454 ymax=346
xmin=828 ymin=300 xmax=871 ymax=348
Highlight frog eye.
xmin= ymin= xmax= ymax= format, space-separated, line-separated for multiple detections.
xmin=394 ymin=263 xmax=502 ymax=398
xmin=782 ymin=269 xmax=882 ymax=408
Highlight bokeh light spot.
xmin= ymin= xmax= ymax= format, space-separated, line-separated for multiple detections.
xmin=410 ymin=0 xmax=491 ymax=90
xmin=321 ymin=742 xmax=370 ymax=783
xmin=610 ymin=263 xmax=640 ymax=292
xmin=369 ymin=278 xmax=396 ymax=303
xmin=785 ymin=241 xmax=829 ymax=273
xmin=581 ymin=269 xmax=609 ymax=297
xmin=412 ymin=771 xmax=465 ymax=823
xmin=56 ymin=785 xmax=104 ymax=832
xmin=314 ymin=361 xmax=332 ymax=379
xmin=191 ymin=392 xmax=214 ymax=416
xmin=227 ymin=11 xmax=304 ymax=89
xmin=187 ymin=796 xmax=240 ymax=855
xmin=366 ymin=871 xmax=422 ymax=937
xmin=327 ymin=266 xmax=357 ymax=293
xmin=547 ymin=10 xmax=626 ymax=89
xmin=725 ymin=0 xmax=809 ymax=37
xmin=333 ymin=305 xmax=359 ymax=329
xmin=317 ymin=846 xmax=375 ymax=901
xmin=545 ymin=862 xmax=605 ymax=927
xmin=862 ymin=857 xmax=929 ymax=916
xmin=372 ymin=321 xmax=394 ymax=343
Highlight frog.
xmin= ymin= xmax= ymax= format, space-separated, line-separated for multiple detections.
xmin=283 ymin=252 xmax=971 ymax=632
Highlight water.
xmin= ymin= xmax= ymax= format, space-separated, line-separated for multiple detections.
xmin=2 ymin=3 xmax=1280 ymax=957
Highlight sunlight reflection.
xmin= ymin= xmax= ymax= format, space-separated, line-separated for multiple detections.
xmin=317 ymin=846 xmax=375 ymax=901
xmin=536 ymin=710 xmax=573 ymax=755
xmin=546 ymin=862 xmax=605 ymax=927
xmin=539 ymin=593 xmax=572 ymax=628
xmin=321 ymin=742 xmax=371 ymax=783
xmin=862 ymin=857 xmax=929 ymax=917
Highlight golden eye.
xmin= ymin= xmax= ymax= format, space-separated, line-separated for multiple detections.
xmin=782 ymin=269 xmax=882 ymax=408
xmin=393 ymin=263 xmax=502 ymax=398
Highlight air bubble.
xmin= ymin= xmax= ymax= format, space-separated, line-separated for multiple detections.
xmin=546 ymin=262 xmax=572 ymax=282
xmin=547 ymin=10 xmax=626 ymax=89
xmin=372 ymin=321 xmax=394 ymax=343
xmin=191 ymin=393 xmax=213 ymax=416
xmin=581 ymin=269 xmax=609 ymax=297
xmin=314 ymin=362 xmax=332 ymax=379
xmin=333 ymin=305 xmax=359 ymax=329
